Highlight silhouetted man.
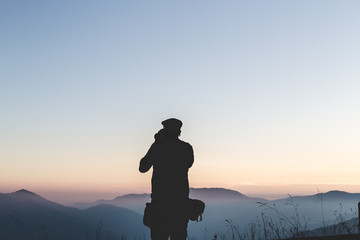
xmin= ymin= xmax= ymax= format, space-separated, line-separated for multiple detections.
xmin=140 ymin=118 xmax=194 ymax=240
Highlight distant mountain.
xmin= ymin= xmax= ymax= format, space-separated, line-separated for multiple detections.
xmin=72 ymin=193 xmax=151 ymax=212
xmin=9 ymin=189 xmax=68 ymax=210
xmin=0 ymin=189 xmax=147 ymax=240
xmin=296 ymin=190 xmax=360 ymax=201
xmin=71 ymin=187 xmax=266 ymax=211
xmin=189 ymin=187 xmax=267 ymax=202
xmin=273 ymin=190 xmax=360 ymax=205
xmin=11 ymin=189 xmax=43 ymax=199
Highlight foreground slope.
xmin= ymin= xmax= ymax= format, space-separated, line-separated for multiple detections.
xmin=0 ymin=190 xmax=147 ymax=240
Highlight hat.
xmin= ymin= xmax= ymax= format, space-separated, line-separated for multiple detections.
xmin=161 ymin=118 xmax=182 ymax=130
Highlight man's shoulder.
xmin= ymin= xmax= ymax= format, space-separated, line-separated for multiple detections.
xmin=178 ymin=139 xmax=193 ymax=149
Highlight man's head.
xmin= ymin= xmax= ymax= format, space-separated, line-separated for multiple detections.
xmin=161 ymin=118 xmax=182 ymax=137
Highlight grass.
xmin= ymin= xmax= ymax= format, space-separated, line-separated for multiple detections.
xmin=210 ymin=195 xmax=359 ymax=240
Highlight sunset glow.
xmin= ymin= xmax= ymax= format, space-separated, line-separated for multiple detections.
xmin=1 ymin=1 xmax=360 ymax=205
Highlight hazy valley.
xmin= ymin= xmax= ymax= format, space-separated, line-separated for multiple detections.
xmin=1 ymin=188 xmax=359 ymax=239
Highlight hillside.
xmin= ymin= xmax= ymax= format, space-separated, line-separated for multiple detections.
xmin=2 ymin=188 xmax=359 ymax=240
xmin=0 ymin=190 xmax=147 ymax=240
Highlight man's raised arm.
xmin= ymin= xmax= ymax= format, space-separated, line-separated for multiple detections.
xmin=139 ymin=144 xmax=156 ymax=173
xmin=187 ymin=143 xmax=194 ymax=169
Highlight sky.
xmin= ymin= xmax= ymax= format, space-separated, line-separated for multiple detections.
xmin=1 ymin=1 xmax=360 ymax=205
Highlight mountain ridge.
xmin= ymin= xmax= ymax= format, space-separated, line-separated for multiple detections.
xmin=3 ymin=188 xmax=360 ymax=206
xmin=0 ymin=189 xmax=147 ymax=240
xmin=280 ymin=190 xmax=360 ymax=202
xmin=70 ymin=187 xmax=267 ymax=210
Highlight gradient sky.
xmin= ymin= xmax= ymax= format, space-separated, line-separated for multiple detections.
xmin=1 ymin=1 xmax=360 ymax=204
